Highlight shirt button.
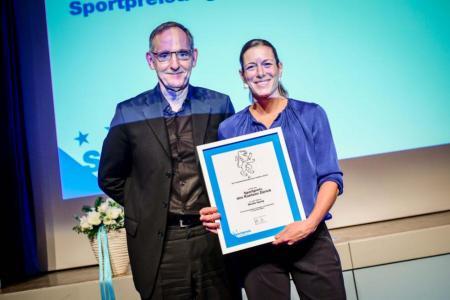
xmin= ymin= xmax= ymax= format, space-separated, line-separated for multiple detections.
xmin=165 ymin=171 xmax=172 ymax=178
xmin=157 ymin=230 xmax=164 ymax=239
xmin=162 ymin=201 xmax=168 ymax=208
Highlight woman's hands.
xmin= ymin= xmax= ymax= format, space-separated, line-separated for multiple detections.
xmin=199 ymin=206 xmax=318 ymax=243
xmin=199 ymin=207 xmax=221 ymax=234
xmin=200 ymin=181 xmax=338 ymax=242
xmin=272 ymin=219 xmax=317 ymax=245
xmin=273 ymin=181 xmax=339 ymax=246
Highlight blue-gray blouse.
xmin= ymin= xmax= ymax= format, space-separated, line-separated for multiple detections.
xmin=218 ymin=99 xmax=343 ymax=220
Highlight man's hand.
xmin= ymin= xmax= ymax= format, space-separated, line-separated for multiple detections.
xmin=272 ymin=219 xmax=317 ymax=246
xmin=199 ymin=207 xmax=221 ymax=234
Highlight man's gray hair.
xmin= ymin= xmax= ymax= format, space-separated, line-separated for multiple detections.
xmin=149 ymin=21 xmax=194 ymax=51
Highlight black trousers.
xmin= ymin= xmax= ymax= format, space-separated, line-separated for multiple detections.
xmin=236 ymin=222 xmax=346 ymax=300
xmin=147 ymin=225 xmax=235 ymax=300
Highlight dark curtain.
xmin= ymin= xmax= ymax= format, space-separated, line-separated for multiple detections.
xmin=0 ymin=0 xmax=40 ymax=286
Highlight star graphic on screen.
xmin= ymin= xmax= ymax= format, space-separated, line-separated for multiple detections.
xmin=75 ymin=131 xmax=89 ymax=146
xmin=104 ymin=126 xmax=110 ymax=131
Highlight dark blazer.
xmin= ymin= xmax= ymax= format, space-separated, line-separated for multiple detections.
xmin=98 ymin=85 xmax=234 ymax=299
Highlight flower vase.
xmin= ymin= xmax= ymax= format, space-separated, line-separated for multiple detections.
xmin=90 ymin=228 xmax=130 ymax=276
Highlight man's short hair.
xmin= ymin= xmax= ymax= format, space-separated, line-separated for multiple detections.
xmin=149 ymin=21 xmax=194 ymax=51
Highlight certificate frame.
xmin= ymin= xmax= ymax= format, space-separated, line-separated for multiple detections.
xmin=197 ymin=127 xmax=306 ymax=254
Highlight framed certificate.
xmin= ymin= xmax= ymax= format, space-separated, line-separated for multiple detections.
xmin=197 ymin=127 xmax=306 ymax=254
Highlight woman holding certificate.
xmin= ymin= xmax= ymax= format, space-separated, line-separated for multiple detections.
xmin=200 ymin=39 xmax=346 ymax=299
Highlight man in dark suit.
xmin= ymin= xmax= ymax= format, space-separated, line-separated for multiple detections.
xmin=98 ymin=22 xmax=235 ymax=300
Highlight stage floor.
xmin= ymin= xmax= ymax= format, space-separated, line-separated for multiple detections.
xmin=1 ymin=211 xmax=449 ymax=300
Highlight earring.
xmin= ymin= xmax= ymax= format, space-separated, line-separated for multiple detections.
xmin=243 ymin=83 xmax=249 ymax=89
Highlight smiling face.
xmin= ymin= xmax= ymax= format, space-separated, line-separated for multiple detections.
xmin=240 ymin=45 xmax=283 ymax=100
xmin=146 ymin=26 xmax=198 ymax=92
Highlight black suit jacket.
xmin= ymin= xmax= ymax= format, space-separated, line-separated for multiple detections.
xmin=98 ymin=85 xmax=234 ymax=298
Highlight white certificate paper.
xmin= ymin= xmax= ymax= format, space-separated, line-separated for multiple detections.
xmin=197 ymin=128 xmax=306 ymax=254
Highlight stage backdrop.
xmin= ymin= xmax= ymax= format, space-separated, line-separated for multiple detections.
xmin=17 ymin=0 xmax=450 ymax=271
xmin=44 ymin=0 xmax=450 ymax=199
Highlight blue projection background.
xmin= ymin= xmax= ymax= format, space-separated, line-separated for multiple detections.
xmin=44 ymin=0 xmax=450 ymax=199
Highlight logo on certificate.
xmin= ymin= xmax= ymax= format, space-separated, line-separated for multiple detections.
xmin=235 ymin=150 xmax=255 ymax=178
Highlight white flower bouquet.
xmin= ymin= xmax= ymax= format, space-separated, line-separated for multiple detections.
xmin=73 ymin=197 xmax=125 ymax=240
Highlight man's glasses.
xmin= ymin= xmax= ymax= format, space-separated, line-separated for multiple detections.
xmin=151 ymin=49 xmax=193 ymax=62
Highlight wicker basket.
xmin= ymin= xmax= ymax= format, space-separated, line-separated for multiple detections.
xmin=90 ymin=228 xmax=130 ymax=276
